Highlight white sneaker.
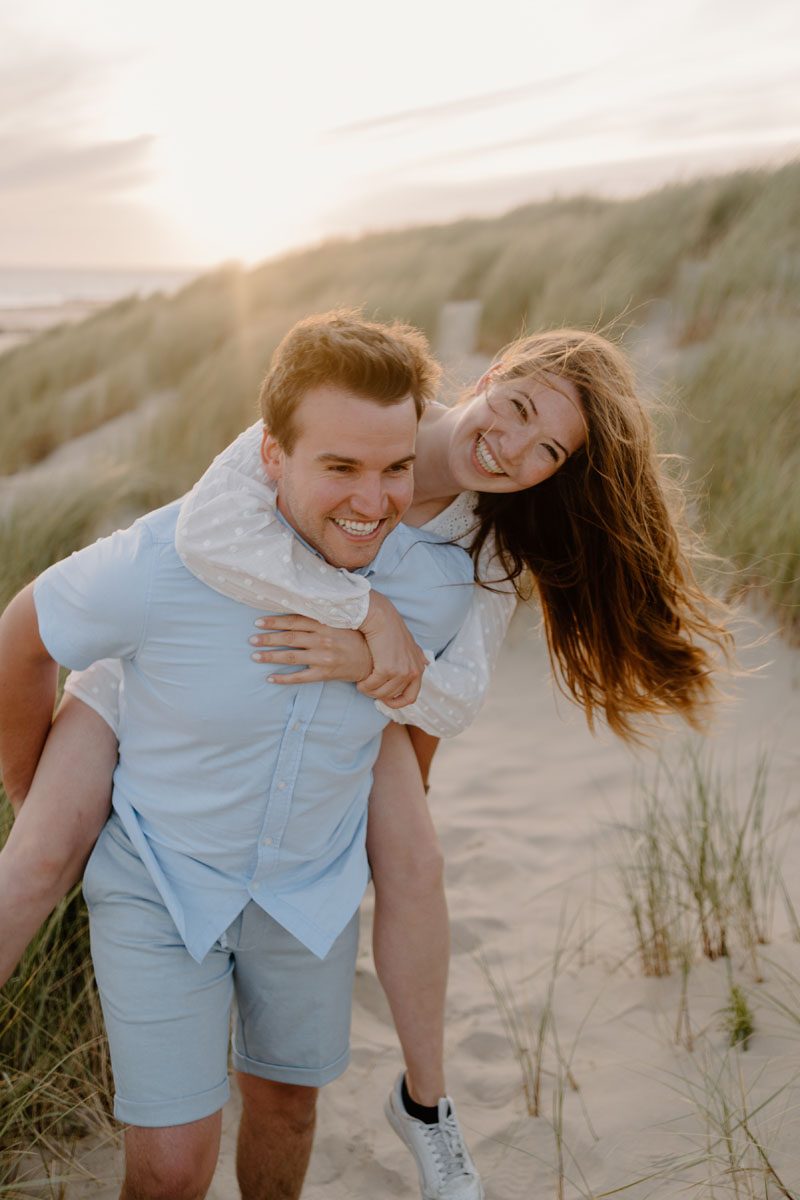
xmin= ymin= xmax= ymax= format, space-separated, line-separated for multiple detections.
xmin=384 ymin=1074 xmax=485 ymax=1200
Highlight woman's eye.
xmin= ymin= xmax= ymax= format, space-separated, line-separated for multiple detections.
xmin=543 ymin=444 xmax=559 ymax=463
xmin=512 ymin=399 xmax=528 ymax=420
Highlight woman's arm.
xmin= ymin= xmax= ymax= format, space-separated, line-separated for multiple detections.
xmin=373 ymin=583 xmax=517 ymax=738
xmin=175 ymin=423 xmax=371 ymax=628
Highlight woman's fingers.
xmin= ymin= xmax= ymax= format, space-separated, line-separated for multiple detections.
xmin=356 ymin=671 xmax=422 ymax=706
xmin=254 ymin=615 xmax=323 ymax=633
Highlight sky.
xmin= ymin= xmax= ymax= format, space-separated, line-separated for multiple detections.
xmin=1 ymin=0 xmax=798 ymax=270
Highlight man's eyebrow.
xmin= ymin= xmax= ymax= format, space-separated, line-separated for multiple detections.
xmin=315 ymin=453 xmax=417 ymax=466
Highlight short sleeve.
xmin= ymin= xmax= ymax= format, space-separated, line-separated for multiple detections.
xmin=33 ymin=520 xmax=155 ymax=670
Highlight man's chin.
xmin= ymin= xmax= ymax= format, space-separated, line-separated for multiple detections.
xmin=325 ymin=521 xmax=393 ymax=568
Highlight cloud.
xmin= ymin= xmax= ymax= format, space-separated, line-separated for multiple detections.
xmin=320 ymin=136 xmax=800 ymax=238
xmin=323 ymin=73 xmax=592 ymax=141
xmin=0 ymin=134 xmax=156 ymax=194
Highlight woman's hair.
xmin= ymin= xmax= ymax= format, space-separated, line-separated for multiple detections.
xmin=468 ymin=328 xmax=733 ymax=743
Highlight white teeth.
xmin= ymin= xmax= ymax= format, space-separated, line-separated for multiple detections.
xmin=476 ymin=435 xmax=505 ymax=475
xmin=333 ymin=518 xmax=381 ymax=535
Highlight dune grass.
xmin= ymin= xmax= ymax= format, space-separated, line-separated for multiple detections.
xmin=0 ymin=790 xmax=115 ymax=1195
xmin=3 ymin=163 xmax=797 ymax=622
xmin=616 ymin=747 xmax=791 ymax=982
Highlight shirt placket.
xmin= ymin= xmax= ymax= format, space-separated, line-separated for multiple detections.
xmin=249 ymin=682 xmax=323 ymax=896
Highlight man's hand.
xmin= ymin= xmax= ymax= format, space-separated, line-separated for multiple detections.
xmin=355 ymin=591 xmax=427 ymax=708
xmin=0 ymin=584 xmax=59 ymax=813
xmin=250 ymin=616 xmax=373 ymax=684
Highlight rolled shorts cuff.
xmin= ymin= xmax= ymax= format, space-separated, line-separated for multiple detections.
xmin=231 ymin=1044 xmax=350 ymax=1088
xmin=113 ymin=1077 xmax=230 ymax=1128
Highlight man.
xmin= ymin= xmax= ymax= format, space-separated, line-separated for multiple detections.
xmin=0 ymin=313 xmax=475 ymax=1199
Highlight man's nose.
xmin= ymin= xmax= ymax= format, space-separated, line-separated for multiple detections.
xmin=349 ymin=475 xmax=388 ymax=516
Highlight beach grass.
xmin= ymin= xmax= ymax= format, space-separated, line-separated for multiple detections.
xmin=0 ymin=790 xmax=115 ymax=1195
xmin=3 ymin=162 xmax=798 ymax=624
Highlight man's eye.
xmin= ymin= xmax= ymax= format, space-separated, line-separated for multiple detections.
xmin=386 ymin=463 xmax=412 ymax=474
xmin=329 ymin=464 xmax=354 ymax=473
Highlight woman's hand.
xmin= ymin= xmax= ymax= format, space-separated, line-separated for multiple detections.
xmin=356 ymin=592 xmax=428 ymax=708
xmin=250 ymin=616 xmax=373 ymax=685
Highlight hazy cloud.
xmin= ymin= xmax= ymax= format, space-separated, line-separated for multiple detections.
xmin=323 ymin=73 xmax=592 ymax=140
xmin=0 ymin=135 xmax=156 ymax=194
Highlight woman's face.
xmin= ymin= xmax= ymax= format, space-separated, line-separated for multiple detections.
xmin=448 ymin=369 xmax=586 ymax=493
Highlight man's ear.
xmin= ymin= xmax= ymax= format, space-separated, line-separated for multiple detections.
xmin=260 ymin=427 xmax=285 ymax=481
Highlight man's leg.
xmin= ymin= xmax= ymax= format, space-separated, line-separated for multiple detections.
xmin=229 ymin=906 xmax=360 ymax=1199
xmin=85 ymin=817 xmax=235 ymax=1197
xmin=121 ymin=1113 xmax=222 ymax=1200
xmin=236 ymin=1075 xmax=318 ymax=1200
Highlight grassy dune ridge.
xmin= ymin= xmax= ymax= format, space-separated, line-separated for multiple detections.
xmin=1 ymin=163 xmax=798 ymax=1185
xmin=1 ymin=161 xmax=798 ymax=620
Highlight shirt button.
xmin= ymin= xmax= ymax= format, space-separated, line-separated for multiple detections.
xmin=277 ymin=780 xmax=287 ymax=790
xmin=262 ymin=836 xmax=273 ymax=846
xmin=293 ymin=721 xmax=302 ymax=732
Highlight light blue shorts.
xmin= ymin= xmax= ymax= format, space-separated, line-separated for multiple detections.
xmin=83 ymin=815 xmax=359 ymax=1128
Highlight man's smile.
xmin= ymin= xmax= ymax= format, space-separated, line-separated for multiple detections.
xmin=331 ymin=517 xmax=383 ymax=538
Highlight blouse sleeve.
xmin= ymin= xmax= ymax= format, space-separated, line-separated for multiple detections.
xmin=63 ymin=658 xmax=125 ymax=738
xmin=174 ymin=422 xmax=370 ymax=628
xmin=374 ymin=531 xmax=516 ymax=737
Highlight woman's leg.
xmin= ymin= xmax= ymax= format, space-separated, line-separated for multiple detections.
xmin=0 ymin=693 xmax=118 ymax=987
xmin=367 ymin=721 xmax=448 ymax=1105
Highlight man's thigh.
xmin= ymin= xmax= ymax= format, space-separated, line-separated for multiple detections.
xmin=84 ymin=816 xmax=234 ymax=1127
xmin=230 ymin=902 xmax=359 ymax=1087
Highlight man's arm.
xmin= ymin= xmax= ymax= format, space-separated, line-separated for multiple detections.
xmin=0 ymin=583 xmax=59 ymax=813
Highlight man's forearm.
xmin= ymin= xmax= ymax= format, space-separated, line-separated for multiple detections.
xmin=0 ymin=584 xmax=59 ymax=811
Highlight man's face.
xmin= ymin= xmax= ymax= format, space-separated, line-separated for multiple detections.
xmin=260 ymin=384 xmax=417 ymax=570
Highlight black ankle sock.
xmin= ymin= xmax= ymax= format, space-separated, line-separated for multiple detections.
xmin=401 ymin=1074 xmax=448 ymax=1125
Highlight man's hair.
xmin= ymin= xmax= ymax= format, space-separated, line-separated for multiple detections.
xmin=258 ymin=310 xmax=440 ymax=451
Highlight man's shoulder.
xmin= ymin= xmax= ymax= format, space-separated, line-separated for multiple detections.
xmin=127 ymin=499 xmax=183 ymax=545
xmin=387 ymin=523 xmax=474 ymax=584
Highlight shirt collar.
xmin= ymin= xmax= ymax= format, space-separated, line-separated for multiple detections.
xmin=274 ymin=508 xmax=403 ymax=580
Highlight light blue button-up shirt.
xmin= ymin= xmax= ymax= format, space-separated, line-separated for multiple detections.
xmin=34 ymin=499 xmax=473 ymax=961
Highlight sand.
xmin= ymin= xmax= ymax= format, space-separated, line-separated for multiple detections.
xmin=41 ymin=607 xmax=800 ymax=1199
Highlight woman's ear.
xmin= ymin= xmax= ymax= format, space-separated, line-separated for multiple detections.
xmin=260 ymin=426 xmax=284 ymax=481
xmin=475 ymin=363 xmax=503 ymax=394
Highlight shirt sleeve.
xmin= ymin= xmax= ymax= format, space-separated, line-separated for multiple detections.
xmin=174 ymin=423 xmax=371 ymax=628
xmin=33 ymin=520 xmax=155 ymax=670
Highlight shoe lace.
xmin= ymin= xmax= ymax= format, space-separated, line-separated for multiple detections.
xmin=424 ymin=1111 xmax=470 ymax=1184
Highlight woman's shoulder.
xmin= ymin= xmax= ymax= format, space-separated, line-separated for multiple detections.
xmin=422 ymin=491 xmax=480 ymax=542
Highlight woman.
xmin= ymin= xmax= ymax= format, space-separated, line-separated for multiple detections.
xmin=0 ymin=326 xmax=730 ymax=1185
